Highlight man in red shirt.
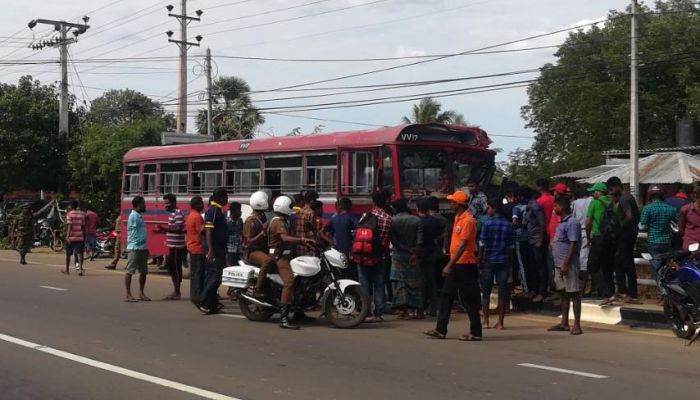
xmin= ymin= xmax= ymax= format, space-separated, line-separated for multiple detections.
xmin=85 ymin=204 xmax=99 ymax=261
xmin=536 ymin=178 xmax=555 ymax=228
xmin=64 ymin=199 xmax=86 ymax=276
xmin=185 ymin=196 xmax=205 ymax=306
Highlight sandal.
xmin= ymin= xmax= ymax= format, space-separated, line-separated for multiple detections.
xmin=570 ymin=328 xmax=583 ymax=335
xmin=599 ymin=297 xmax=615 ymax=307
xmin=124 ymin=297 xmax=139 ymax=303
xmin=458 ymin=334 xmax=482 ymax=341
xmin=424 ymin=329 xmax=446 ymax=339
xmin=197 ymin=306 xmax=212 ymax=314
xmin=547 ymin=324 xmax=570 ymax=332
xmin=163 ymin=295 xmax=181 ymax=301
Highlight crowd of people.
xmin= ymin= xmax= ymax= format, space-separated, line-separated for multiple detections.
xmin=11 ymin=177 xmax=700 ymax=339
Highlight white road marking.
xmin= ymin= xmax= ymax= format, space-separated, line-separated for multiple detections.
xmin=219 ymin=313 xmax=246 ymax=319
xmin=0 ymin=333 xmax=243 ymax=400
xmin=39 ymin=286 xmax=68 ymax=291
xmin=517 ymin=363 xmax=609 ymax=379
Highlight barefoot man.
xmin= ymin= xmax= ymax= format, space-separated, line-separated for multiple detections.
xmin=125 ymin=196 xmax=150 ymax=302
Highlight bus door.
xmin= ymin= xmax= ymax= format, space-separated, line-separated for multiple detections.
xmin=338 ymin=148 xmax=379 ymax=212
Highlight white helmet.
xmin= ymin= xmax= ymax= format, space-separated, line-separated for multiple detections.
xmin=273 ymin=196 xmax=294 ymax=216
xmin=249 ymin=191 xmax=269 ymax=211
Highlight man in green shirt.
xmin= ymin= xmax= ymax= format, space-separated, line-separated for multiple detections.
xmin=585 ymin=182 xmax=620 ymax=306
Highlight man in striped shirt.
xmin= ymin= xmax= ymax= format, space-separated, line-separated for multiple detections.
xmin=64 ymin=199 xmax=86 ymax=276
xmin=156 ymin=194 xmax=186 ymax=300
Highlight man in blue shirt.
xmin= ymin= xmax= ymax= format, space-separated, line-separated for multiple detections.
xmin=125 ymin=196 xmax=149 ymax=302
xmin=198 ymin=188 xmax=229 ymax=314
xmin=478 ymin=199 xmax=514 ymax=329
xmin=639 ymin=185 xmax=679 ymax=300
xmin=324 ymin=197 xmax=358 ymax=280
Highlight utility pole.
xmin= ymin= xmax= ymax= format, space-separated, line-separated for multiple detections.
xmin=205 ymin=47 xmax=213 ymax=137
xmin=630 ymin=0 xmax=640 ymax=202
xmin=166 ymin=2 xmax=203 ymax=134
xmin=27 ymin=17 xmax=90 ymax=136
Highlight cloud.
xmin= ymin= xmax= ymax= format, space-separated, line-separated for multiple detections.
xmin=395 ymin=45 xmax=427 ymax=57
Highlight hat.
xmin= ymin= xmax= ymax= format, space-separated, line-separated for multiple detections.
xmin=587 ymin=182 xmax=608 ymax=193
xmin=446 ymin=191 xmax=469 ymax=205
xmin=553 ymin=182 xmax=568 ymax=195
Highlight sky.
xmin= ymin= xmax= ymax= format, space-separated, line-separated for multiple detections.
xmin=0 ymin=0 xmax=632 ymax=161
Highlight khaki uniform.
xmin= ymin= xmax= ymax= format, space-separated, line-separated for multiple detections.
xmin=109 ymin=215 xmax=122 ymax=267
xmin=243 ymin=212 xmax=277 ymax=290
xmin=268 ymin=216 xmax=295 ymax=305
xmin=14 ymin=213 xmax=34 ymax=256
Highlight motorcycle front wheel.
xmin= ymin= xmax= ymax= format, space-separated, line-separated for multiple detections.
xmin=238 ymin=293 xmax=274 ymax=322
xmin=51 ymin=235 xmax=64 ymax=252
xmin=324 ymin=285 xmax=370 ymax=329
xmin=664 ymin=297 xmax=696 ymax=339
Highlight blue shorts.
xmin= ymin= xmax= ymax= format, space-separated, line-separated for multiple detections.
xmin=481 ymin=262 xmax=510 ymax=303
xmin=85 ymin=235 xmax=97 ymax=250
xmin=66 ymin=241 xmax=85 ymax=256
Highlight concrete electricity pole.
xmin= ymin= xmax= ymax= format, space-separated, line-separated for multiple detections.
xmin=205 ymin=47 xmax=213 ymax=137
xmin=166 ymin=2 xmax=203 ymax=134
xmin=27 ymin=17 xmax=90 ymax=136
xmin=630 ymin=0 xmax=640 ymax=202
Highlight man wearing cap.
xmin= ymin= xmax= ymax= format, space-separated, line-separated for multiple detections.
xmin=424 ymin=191 xmax=482 ymax=341
xmin=585 ymin=182 xmax=620 ymax=306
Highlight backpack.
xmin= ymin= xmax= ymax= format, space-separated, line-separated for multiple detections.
xmin=350 ymin=212 xmax=382 ymax=267
xmin=598 ymin=199 xmax=622 ymax=242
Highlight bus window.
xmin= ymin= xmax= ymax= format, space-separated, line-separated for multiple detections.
xmin=452 ymin=151 xmax=492 ymax=191
xmin=306 ymin=154 xmax=337 ymax=193
xmin=226 ymin=159 xmax=260 ymax=193
xmin=191 ymin=160 xmax=223 ymax=194
xmin=341 ymin=151 xmax=374 ymax=194
xmin=398 ymin=147 xmax=449 ymax=196
xmin=265 ymin=156 xmax=302 ymax=194
xmin=160 ymin=162 xmax=188 ymax=195
xmin=124 ymin=165 xmax=140 ymax=195
xmin=143 ymin=164 xmax=157 ymax=195
xmin=382 ymin=146 xmax=394 ymax=194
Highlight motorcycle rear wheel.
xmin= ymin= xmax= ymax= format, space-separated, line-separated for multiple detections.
xmin=324 ymin=285 xmax=370 ymax=329
xmin=238 ymin=293 xmax=274 ymax=322
xmin=664 ymin=297 xmax=696 ymax=339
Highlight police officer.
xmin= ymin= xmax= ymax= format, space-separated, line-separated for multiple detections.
xmin=244 ymin=191 xmax=277 ymax=298
xmin=13 ymin=204 xmax=34 ymax=265
xmin=268 ymin=196 xmax=315 ymax=330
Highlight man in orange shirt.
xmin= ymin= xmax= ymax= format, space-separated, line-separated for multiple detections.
xmin=424 ymin=191 xmax=482 ymax=341
xmin=185 ymin=196 xmax=205 ymax=306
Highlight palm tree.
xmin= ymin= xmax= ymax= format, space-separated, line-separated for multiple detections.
xmin=196 ymin=76 xmax=264 ymax=140
xmin=401 ymin=97 xmax=457 ymax=124
xmin=452 ymin=113 xmax=468 ymax=125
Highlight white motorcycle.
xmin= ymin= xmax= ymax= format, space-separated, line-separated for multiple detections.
xmin=222 ymin=247 xmax=370 ymax=329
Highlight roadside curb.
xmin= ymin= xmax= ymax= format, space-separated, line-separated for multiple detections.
xmin=508 ymin=295 xmax=669 ymax=329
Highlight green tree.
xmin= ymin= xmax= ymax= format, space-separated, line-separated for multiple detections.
xmin=88 ymin=89 xmax=171 ymax=127
xmin=401 ymin=97 xmax=457 ymax=124
xmin=516 ymin=0 xmax=700 ymax=178
xmin=69 ymin=118 xmax=163 ymax=216
xmin=0 ymin=76 xmax=80 ymax=192
xmin=195 ymin=76 xmax=264 ymax=140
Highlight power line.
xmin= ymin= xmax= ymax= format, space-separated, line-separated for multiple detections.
xmin=257 ymin=16 xmax=624 ymax=93
xmin=197 ymin=0 xmax=393 ymax=37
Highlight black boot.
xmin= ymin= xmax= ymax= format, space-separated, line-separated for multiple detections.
xmin=279 ymin=305 xmax=300 ymax=330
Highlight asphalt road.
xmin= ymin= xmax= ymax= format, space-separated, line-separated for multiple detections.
xmin=0 ymin=250 xmax=698 ymax=400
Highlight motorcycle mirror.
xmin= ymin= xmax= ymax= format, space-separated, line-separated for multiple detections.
xmin=641 ymin=253 xmax=653 ymax=261
xmin=690 ymin=243 xmax=700 ymax=252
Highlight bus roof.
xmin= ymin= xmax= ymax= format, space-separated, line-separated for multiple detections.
xmin=124 ymin=123 xmax=492 ymax=162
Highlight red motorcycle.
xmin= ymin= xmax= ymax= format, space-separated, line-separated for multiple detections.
xmin=92 ymin=228 xmax=117 ymax=259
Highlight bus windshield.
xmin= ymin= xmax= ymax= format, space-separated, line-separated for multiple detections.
xmin=398 ymin=148 xmax=450 ymax=195
xmin=452 ymin=150 xmax=492 ymax=191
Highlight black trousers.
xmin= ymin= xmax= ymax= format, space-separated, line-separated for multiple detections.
xmin=189 ymin=253 xmax=205 ymax=306
xmin=615 ymin=232 xmax=638 ymax=298
xmin=588 ymin=236 xmax=616 ymax=298
xmin=436 ymin=264 xmax=482 ymax=337
xmin=200 ymin=251 xmax=225 ymax=309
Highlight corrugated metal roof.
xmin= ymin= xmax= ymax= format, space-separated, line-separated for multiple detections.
xmin=579 ymin=152 xmax=700 ymax=184
xmin=602 ymin=146 xmax=700 ymax=156
xmin=553 ymin=164 xmax=623 ymax=179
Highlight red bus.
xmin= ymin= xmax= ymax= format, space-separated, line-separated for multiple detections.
xmin=121 ymin=123 xmax=496 ymax=257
